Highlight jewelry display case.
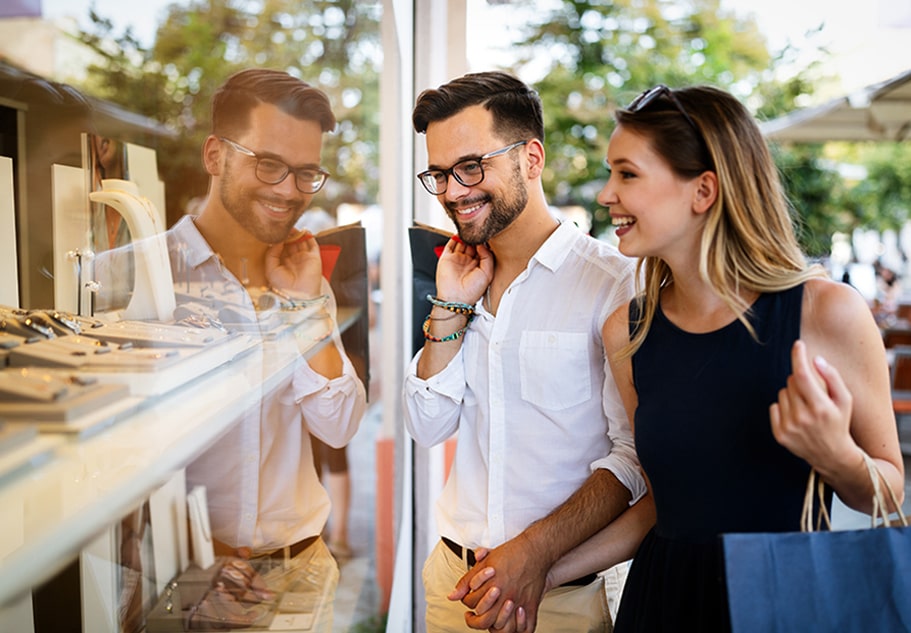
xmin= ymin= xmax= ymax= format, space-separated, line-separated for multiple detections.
xmin=0 ymin=67 xmax=371 ymax=629
xmin=0 ymin=214 xmax=368 ymax=633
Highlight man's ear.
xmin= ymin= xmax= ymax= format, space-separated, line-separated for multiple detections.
xmin=693 ymin=170 xmax=718 ymax=214
xmin=524 ymin=138 xmax=545 ymax=179
xmin=202 ymin=135 xmax=223 ymax=176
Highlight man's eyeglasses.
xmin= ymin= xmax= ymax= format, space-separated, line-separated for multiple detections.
xmin=219 ymin=137 xmax=330 ymax=194
xmin=627 ymin=85 xmax=699 ymax=134
xmin=417 ymin=140 xmax=528 ymax=195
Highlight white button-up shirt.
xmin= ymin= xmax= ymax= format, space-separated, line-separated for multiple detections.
xmin=403 ymin=221 xmax=645 ymax=549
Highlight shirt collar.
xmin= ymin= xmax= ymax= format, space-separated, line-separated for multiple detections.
xmin=530 ymin=220 xmax=579 ymax=273
xmin=169 ymin=215 xmax=218 ymax=270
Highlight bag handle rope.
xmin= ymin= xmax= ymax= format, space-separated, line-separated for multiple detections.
xmin=801 ymin=451 xmax=907 ymax=533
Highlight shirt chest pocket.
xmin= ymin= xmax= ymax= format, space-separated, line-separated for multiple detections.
xmin=519 ymin=331 xmax=592 ymax=410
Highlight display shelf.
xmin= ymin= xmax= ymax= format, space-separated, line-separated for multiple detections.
xmin=0 ymin=433 xmax=63 ymax=486
xmin=0 ymin=307 xmax=360 ymax=607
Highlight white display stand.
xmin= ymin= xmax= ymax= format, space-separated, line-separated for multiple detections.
xmin=186 ymin=485 xmax=215 ymax=570
xmin=148 ymin=469 xmax=190 ymax=594
xmin=51 ymin=163 xmax=92 ymax=314
xmin=89 ymin=179 xmax=175 ymax=322
xmin=80 ymin=525 xmax=120 ymax=633
xmin=125 ymin=141 xmax=166 ymax=229
xmin=0 ymin=157 xmax=18 ymax=308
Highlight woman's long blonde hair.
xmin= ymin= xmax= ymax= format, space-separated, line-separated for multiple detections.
xmin=614 ymin=85 xmax=826 ymax=358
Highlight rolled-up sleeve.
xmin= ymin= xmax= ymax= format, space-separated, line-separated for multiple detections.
xmin=292 ymin=352 xmax=366 ymax=448
xmin=590 ymin=353 xmax=646 ymax=504
xmin=402 ymin=347 xmax=467 ymax=448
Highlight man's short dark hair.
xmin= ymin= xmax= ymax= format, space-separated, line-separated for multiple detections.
xmin=211 ymin=68 xmax=336 ymax=138
xmin=412 ymin=71 xmax=544 ymax=143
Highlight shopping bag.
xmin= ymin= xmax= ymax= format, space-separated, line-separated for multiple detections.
xmin=408 ymin=223 xmax=453 ymax=356
xmin=315 ymin=222 xmax=370 ymax=393
xmin=722 ymin=453 xmax=911 ymax=633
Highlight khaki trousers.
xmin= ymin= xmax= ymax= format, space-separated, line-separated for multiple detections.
xmin=260 ymin=537 xmax=339 ymax=633
xmin=423 ymin=540 xmax=613 ymax=633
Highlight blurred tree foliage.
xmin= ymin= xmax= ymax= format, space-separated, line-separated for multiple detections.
xmin=773 ymin=144 xmax=853 ymax=258
xmin=497 ymin=0 xmax=844 ymax=245
xmin=839 ymin=143 xmax=911 ymax=231
xmin=74 ymin=0 xmax=381 ymax=226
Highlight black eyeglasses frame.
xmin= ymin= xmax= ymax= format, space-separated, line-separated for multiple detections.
xmin=416 ymin=140 xmax=529 ymax=195
xmin=219 ymin=137 xmax=330 ymax=194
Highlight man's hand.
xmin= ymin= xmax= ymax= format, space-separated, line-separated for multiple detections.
xmin=448 ymin=536 xmax=549 ymax=632
xmin=435 ymin=236 xmax=494 ymax=305
xmin=265 ymin=229 xmax=323 ymax=296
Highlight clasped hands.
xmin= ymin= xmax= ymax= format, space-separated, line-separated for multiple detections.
xmin=447 ymin=536 xmax=553 ymax=633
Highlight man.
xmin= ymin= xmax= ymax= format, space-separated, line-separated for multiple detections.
xmin=402 ymin=71 xmax=645 ymax=632
xmin=96 ymin=69 xmax=367 ymax=631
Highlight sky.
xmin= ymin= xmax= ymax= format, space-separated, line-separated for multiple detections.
xmin=721 ymin=0 xmax=911 ymax=95
xmin=41 ymin=0 xmax=166 ymax=45
xmin=41 ymin=0 xmax=911 ymax=99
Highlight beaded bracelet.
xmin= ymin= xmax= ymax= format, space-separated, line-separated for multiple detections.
xmin=426 ymin=295 xmax=475 ymax=317
xmin=422 ymin=314 xmax=472 ymax=343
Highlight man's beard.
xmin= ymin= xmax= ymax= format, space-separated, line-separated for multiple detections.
xmin=218 ymin=161 xmax=305 ymax=244
xmin=446 ymin=161 xmax=527 ymax=246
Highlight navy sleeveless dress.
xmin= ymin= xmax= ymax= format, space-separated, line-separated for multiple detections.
xmin=613 ymin=285 xmax=831 ymax=632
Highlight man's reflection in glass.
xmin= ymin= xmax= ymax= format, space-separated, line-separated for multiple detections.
xmin=95 ymin=68 xmax=367 ymax=631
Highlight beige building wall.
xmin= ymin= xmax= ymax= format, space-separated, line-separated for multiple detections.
xmin=0 ymin=16 xmax=100 ymax=82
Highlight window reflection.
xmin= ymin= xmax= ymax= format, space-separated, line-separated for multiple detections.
xmin=0 ymin=5 xmax=383 ymax=630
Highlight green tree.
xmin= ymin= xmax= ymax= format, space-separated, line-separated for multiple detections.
xmin=772 ymin=144 xmax=853 ymax=258
xmin=74 ymin=0 xmax=381 ymax=226
xmin=501 ymin=0 xmax=773 ymax=232
xmin=498 ymin=0 xmax=833 ymax=241
xmin=842 ymin=144 xmax=911 ymax=234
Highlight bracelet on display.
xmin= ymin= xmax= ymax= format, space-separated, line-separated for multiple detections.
xmin=304 ymin=307 xmax=333 ymax=322
xmin=426 ymin=295 xmax=475 ymax=317
xmin=268 ymin=287 xmax=330 ymax=311
xmin=422 ymin=313 xmax=472 ymax=343
xmin=293 ymin=317 xmax=334 ymax=345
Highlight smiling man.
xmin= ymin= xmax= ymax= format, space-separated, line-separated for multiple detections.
xmin=403 ymin=71 xmax=645 ymax=633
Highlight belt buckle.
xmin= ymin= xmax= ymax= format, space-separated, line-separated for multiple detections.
xmin=442 ymin=537 xmax=476 ymax=567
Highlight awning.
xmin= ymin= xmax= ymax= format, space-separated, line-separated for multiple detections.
xmin=761 ymin=68 xmax=911 ymax=142
xmin=0 ymin=60 xmax=176 ymax=140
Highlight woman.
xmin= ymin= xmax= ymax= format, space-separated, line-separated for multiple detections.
xmin=599 ymin=84 xmax=904 ymax=632
xmin=458 ymin=84 xmax=904 ymax=633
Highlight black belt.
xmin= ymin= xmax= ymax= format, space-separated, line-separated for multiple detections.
xmin=267 ymin=535 xmax=319 ymax=560
xmin=441 ymin=537 xmax=598 ymax=587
